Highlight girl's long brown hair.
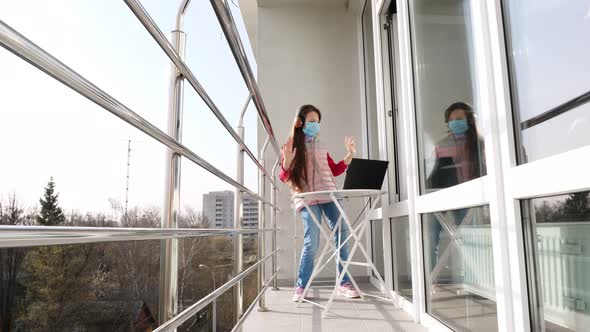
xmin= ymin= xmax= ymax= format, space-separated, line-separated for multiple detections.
xmin=288 ymin=105 xmax=322 ymax=191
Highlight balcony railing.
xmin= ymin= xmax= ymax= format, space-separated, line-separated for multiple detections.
xmin=0 ymin=0 xmax=281 ymax=331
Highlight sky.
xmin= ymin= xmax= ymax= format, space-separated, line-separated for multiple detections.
xmin=2 ymin=0 xmax=589 ymax=217
xmin=0 ymin=0 xmax=260 ymax=216
xmin=505 ymin=0 xmax=590 ymax=161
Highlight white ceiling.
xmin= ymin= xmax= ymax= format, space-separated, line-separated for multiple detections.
xmin=258 ymin=0 xmax=349 ymax=8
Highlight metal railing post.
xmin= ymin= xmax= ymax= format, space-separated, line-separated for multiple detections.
xmin=160 ymin=25 xmax=186 ymax=323
xmin=234 ymin=98 xmax=250 ymax=321
xmin=271 ymin=156 xmax=281 ymax=290
xmin=234 ymin=152 xmax=244 ymax=322
xmin=257 ymin=158 xmax=267 ymax=311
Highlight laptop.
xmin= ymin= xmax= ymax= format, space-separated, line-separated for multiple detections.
xmin=342 ymin=158 xmax=389 ymax=190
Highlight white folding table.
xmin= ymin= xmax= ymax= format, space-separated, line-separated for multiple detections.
xmin=292 ymin=189 xmax=394 ymax=317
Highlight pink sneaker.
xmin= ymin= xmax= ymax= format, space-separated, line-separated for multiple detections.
xmin=292 ymin=286 xmax=311 ymax=302
xmin=338 ymin=282 xmax=360 ymax=298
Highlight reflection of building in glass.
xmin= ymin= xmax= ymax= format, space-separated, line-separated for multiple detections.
xmin=202 ymin=191 xmax=258 ymax=232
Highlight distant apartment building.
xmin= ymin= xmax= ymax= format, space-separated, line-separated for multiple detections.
xmin=202 ymin=191 xmax=234 ymax=229
xmin=202 ymin=191 xmax=258 ymax=233
xmin=241 ymin=194 xmax=259 ymax=233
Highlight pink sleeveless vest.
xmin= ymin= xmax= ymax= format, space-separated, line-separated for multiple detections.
xmin=292 ymin=140 xmax=337 ymax=211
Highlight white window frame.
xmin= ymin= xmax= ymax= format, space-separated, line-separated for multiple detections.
xmin=367 ymin=0 xmax=590 ymax=331
xmin=366 ymin=0 xmax=590 ymax=331
xmin=486 ymin=1 xmax=590 ymax=331
xmin=370 ymin=0 xmax=420 ymax=318
xmin=362 ymin=0 xmax=380 ymax=312
xmin=397 ymin=0 xmax=513 ymax=329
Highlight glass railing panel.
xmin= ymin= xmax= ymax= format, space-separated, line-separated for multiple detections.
xmin=176 ymin=234 xmax=237 ymax=331
xmin=0 ymin=240 xmax=160 ymax=331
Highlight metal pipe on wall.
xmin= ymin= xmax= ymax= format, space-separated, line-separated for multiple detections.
xmin=271 ymin=156 xmax=281 ymax=290
xmin=257 ymin=138 xmax=271 ymax=311
xmin=257 ymin=157 xmax=267 ymax=311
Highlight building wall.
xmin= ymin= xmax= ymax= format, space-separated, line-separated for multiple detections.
xmin=242 ymin=194 xmax=259 ymax=230
xmin=242 ymin=194 xmax=259 ymax=239
xmin=256 ymin=4 xmax=369 ymax=284
xmin=202 ymin=191 xmax=259 ymax=234
xmin=203 ymin=191 xmax=234 ymax=229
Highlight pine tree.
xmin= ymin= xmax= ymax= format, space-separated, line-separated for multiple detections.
xmin=36 ymin=177 xmax=65 ymax=226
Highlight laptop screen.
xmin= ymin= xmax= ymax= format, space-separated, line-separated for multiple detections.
xmin=343 ymin=158 xmax=389 ymax=190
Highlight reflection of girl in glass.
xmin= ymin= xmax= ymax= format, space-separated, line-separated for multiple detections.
xmin=426 ymin=103 xmax=487 ymax=277
xmin=427 ymin=102 xmax=486 ymax=189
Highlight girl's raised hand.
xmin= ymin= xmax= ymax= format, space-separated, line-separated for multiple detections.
xmin=282 ymin=136 xmax=297 ymax=168
xmin=345 ymin=136 xmax=356 ymax=156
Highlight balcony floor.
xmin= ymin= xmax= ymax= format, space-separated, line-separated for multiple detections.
xmin=242 ymin=283 xmax=427 ymax=332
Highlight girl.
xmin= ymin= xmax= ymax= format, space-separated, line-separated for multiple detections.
xmin=279 ymin=104 xmax=360 ymax=302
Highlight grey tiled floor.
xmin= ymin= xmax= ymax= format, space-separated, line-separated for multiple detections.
xmin=241 ymin=283 xmax=428 ymax=332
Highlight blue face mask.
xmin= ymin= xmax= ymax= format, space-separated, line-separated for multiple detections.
xmin=448 ymin=119 xmax=469 ymax=135
xmin=303 ymin=122 xmax=320 ymax=138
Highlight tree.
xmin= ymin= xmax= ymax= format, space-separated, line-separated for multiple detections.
xmin=102 ymin=206 xmax=160 ymax=327
xmin=534 ymin=200 xmax=556 ymax=223
xmin=36 ymin=178 xmax=65 ymax=226
xmin=18 ymin=180 xmax=96 ymax=330
xmin=550 ymin=192 xmax=590 ymax=223
xmin=21 ymin=244 xmax=95 ymax=331
xmin=177 ymin=208 xmax=210 ymax=311
xmin=560 ymin=192 xmax=590 ymax=221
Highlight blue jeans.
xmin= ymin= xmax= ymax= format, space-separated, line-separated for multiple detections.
xmin=297 ymin=201 xmax=352 ymax=288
